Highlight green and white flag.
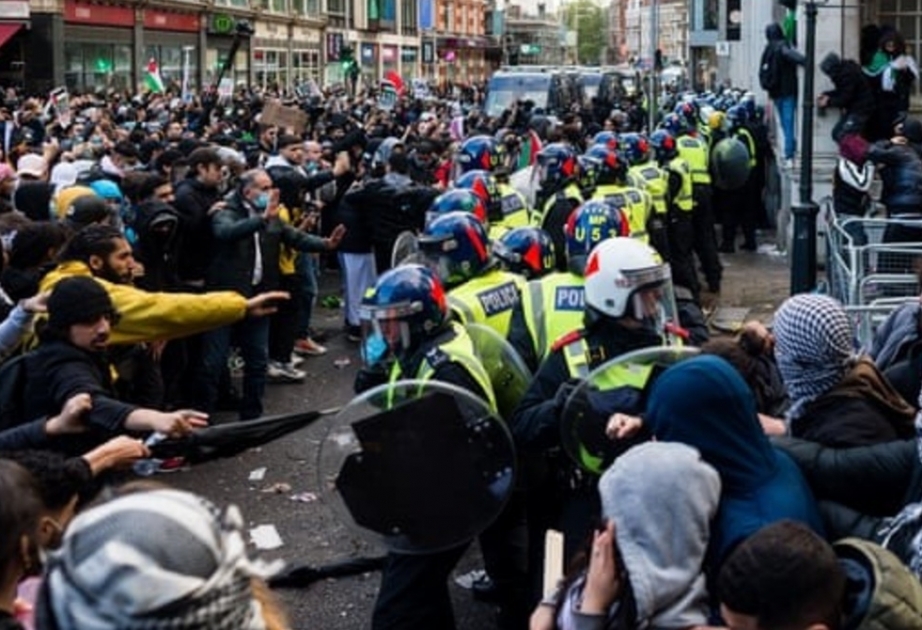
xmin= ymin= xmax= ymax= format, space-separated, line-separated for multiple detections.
xmin=144 ymin=58 xmax=165 ymax=94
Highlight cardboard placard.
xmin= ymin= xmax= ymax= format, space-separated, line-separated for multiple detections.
xmin=261 ymin=100 xmax=308 ymax=135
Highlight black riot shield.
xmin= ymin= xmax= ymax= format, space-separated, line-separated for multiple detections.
xmin=560 ymin=346 xmax=699 ymax=475
xmin=318 ymin=380 xmax=516 ymax=554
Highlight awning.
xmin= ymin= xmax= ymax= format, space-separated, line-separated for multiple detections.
xmin=0 ymin=24 xmax=22 ymax=50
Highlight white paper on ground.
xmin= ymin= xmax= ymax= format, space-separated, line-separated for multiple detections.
xmin=250 ymin=524 xmax=284 ymax=550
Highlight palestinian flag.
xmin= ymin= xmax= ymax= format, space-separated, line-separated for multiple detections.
xmin=517 ymin=130 xmax=543 ymax=170
xmin=144 ymin=58 xmax=165 ymax=94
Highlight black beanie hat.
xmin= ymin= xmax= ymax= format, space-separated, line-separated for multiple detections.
xmin=47 ymin=277 xmax=117 ymax=330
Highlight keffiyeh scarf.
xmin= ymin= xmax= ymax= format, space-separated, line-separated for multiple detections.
xmin=773 ymin=294 xmax=856 ymax=421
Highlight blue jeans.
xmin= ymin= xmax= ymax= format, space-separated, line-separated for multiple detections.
xmin=297 ymin=254 xmax=318 ymax=338
xmin=197 ymin=317 xmax=270 ymax=421
xmin=774 ymin=95 xmax=797 ymax=160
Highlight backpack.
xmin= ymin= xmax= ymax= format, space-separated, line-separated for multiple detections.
xmin=759 ymin=45 xmax=782 ymax=93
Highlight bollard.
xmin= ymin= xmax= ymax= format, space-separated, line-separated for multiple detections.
xmin=790 ymin=201 xmax=819 ymax=295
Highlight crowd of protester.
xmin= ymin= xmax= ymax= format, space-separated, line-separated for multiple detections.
xmin=0 ymin=39 xmax=920 ymax=630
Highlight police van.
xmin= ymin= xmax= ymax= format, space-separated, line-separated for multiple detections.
xmin=485 ymin=70 xmax=572 ymax=118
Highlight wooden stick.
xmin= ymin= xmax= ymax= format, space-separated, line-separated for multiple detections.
xmin=543 ymin=529 xmax=565 ymax=599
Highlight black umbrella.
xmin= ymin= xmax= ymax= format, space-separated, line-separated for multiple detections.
xmin=268 ymin=556 xmax=387 ymax=589
xmin=149 ymin=408 xmax=339 ymax=464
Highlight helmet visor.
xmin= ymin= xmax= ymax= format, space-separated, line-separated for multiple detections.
xmin=359 ymin=308 xmax=415 ymax=366
xmin=623 ymin=265 xmax=680 ymax=340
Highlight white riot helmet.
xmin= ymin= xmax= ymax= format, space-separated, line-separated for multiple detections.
xmin=583 ymin=237 xmax=678 ymax=330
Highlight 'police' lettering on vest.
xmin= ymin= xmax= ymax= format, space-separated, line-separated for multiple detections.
xmin=501 ymin=194 xmax=525 ymax=215
xmin=554 ymin=286 xmax=585 ymax=311
xmin=477 ymin=282 xmax=520 ymax=317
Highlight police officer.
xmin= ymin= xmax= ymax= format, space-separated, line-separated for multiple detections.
xmin=531 ymin=143 xmax=584 ymax=271
xmin=719 ymin=105 xmax=760 ymax=252
xmin=651 ymin=128 xmax=699 ymax=298
xmin=510 ymin=236 xmax=679 ymax=599
xmin=424 ymin=188 xmax=490 ymax=228
xmin=454 ymin=169 xmax=529 ymax=240
xmin=666 ymin=112 xmax=723 ymax=294
xmin=493 ymin=226 xmax=557 ymax=281
xmin=355 ymin=264 xmax=498 ymax=630
xmin=414 ymin=216 xmax=537 ymax=625
xmin=453 ymin=134 xmax=502 ymax=180
xmin=586 ymin=146 xmax=650 ymax=243
xmin=508 ymin=200 xmax=629 ymax=372
xmin=418 ymin=211 xmax=526 ymax=337
xmin=622 ymin=132 xmax=670 ymax=258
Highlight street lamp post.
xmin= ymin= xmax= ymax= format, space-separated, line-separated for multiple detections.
xmin=788 ymin=0 xmax=825 ymax=295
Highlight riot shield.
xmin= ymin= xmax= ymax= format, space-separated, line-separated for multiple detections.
xmin=318 ymin=380 xmax=516 ymax=554
xmin=391 ymin=231 xmax=420 ymax=268
xmin=711 ymin=137 xmax=752 ymax=191
xmin=560 ymin=346 xmax=699 ymax=475
xmin=465 ymin=323 xmax=532 ymax=421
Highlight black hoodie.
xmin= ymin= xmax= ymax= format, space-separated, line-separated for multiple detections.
xmin=763 ymin=24 xmax=807 ymax=99
xmin=820 ymin=52 xmax=877 ymax=122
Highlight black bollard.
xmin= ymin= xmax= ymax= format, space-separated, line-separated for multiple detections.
xmin=790 ymin=201 xmax=819 ymax=294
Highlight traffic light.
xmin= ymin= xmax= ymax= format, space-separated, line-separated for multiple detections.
xmin=654 ymin=49 xmax=663 ymax=71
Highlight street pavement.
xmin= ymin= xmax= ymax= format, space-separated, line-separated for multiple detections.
xmin=168 ymin=240 xmax=793 ymax=630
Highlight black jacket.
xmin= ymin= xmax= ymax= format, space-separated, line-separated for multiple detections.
xmin=820 ymin=53 xmax=877 ymax=121
xmin=793 ymin=358 xmax=916 ymax=448
xmin=172 ymin=177 xmax=221 ymax=283
xmin=866 ymin=140 xmax=922 ymax=210
xmin=337 ymin=176 xmax=377 ymax=254
xmin=21 ymin=340 xmax=137 ymax=455
xmin=367 ymin=173 xmax=439 ymax=243
xmin=265 ymin=161 xmax=335 ymax=214
xmin=510 ymin=319 xmax=662 ymax=451
xmin=206 ymin=190 xmax=328 ymax=297
xmin=763 ymin=24 xmax=806 ymax=99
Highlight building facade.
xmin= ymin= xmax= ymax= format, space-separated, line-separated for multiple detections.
xmin=16 ymin=0 xmax=435 ymax=94
xmin=433 ymin=0 xmax=490 ymax=84
xmin=503 ymin=5 xmax=566 ymax=67
xmin=614 ymin=0 xmax=688 ymax=68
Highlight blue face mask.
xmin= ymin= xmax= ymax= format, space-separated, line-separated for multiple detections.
xmin=362 ymin=332 xmax=388 ymax=365
xmin=253 ymin=192 xmax=269 ymax=211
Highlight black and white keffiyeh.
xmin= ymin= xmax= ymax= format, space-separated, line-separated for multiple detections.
xmin=772 ymin=294 xmax=856 ymax=421
xmin=36 ymin=489 xmax=273 ymax=630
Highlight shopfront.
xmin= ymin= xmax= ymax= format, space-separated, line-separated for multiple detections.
xmin=401 ymin=46 xmax=419 ymax=80
xmin=143 ymin=9 xmax=200 ymax=93
xmin=291 ymin=25 xmax=322 ymax=89
xmin=63 ymin=1 xmax=135 ymax=93
xmin=360 ymin=42 xmax=377 ymax=83
xmin=253 ymin=21 xmax=289 ymax=90
xmin=381 ymin=44 xmax=398 ymax=79
xmin=205 ymin=12 xmax=251 ymax=88
xmin=323 ymin=31 xmax=346 ymax=87
xmin=0 ymin=1 xmax=28 ymax=90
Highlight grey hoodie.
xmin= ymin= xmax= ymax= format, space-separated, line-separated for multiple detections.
xmin=557 ymin=442 xmax=721 ymax=630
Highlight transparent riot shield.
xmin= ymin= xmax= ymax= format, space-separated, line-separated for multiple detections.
xmin=465 ymin=323 xmax=532 ymax=422
xmin=391 ymin=231 xmax=420 ymax=268
xmin=560 ymin=346 xmax=699 ymax=475
xmin=318 ymin=380 xmax=516 ymax=554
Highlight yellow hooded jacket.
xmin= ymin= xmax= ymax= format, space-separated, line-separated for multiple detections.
xmin=39 ymin=261 xmax=248 ymax=345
